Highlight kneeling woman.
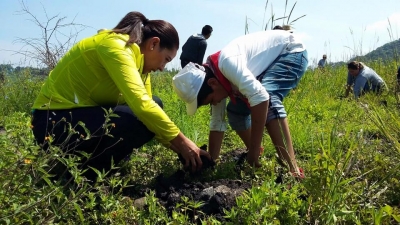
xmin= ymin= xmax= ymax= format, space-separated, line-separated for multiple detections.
xmin=31 ymin=11 xmax=210 ymax=181
xmin=345 ymin=61 xmax=387 ymax=99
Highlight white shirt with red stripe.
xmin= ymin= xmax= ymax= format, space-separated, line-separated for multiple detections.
xmin=210 ymin=30 xmax=306 ymax=132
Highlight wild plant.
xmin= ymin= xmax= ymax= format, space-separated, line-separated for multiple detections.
xmin=245 ymin=0 xmax=306 ymax=34
xmin=0 ymin=69 xmax=43 ymax=118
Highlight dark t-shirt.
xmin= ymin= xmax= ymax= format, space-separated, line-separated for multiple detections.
xmin=179 ymin=34 xmax=207 ymax=66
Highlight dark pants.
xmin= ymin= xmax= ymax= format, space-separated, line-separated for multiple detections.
xmin=31 ymin=96 xmax=163 ymax=181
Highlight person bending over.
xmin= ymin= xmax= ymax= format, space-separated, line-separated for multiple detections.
xmin=344 ymin=61 xmax=386 ymax=99
xmin=173 ymin=30 xmax=307 ymax=177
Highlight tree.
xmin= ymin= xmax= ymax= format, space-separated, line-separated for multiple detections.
xmin=0 ymin=64 xmax=13 ymax=83
xmin=13 ymin=0 xmax=88 ymax=71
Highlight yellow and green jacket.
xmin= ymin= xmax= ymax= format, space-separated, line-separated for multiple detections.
xmin=33 ymin=31 xmax=179 ymax=146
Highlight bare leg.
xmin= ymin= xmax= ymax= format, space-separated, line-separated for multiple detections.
xmin=235 ymin=128 xmax=251 ymax=149
xmin=236 ymin=128 xmax=265 ymax=156
xmin=208 ymin=131 xmax=224 ymax=160
xmin=266 ymin=118 xmax=300 ymax=174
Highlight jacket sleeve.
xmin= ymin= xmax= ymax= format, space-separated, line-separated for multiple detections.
xmin=196 ymin=40 xmax=207 ymax=65
xmin=97 ymin=37 xmax=179 ymax=146
xmin=143 ymin=73 xmax=152 ymax=97
xmin=346 ymin=73 xmax=354 ymax=86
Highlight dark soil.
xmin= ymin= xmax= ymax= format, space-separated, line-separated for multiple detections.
xmin=153 ymin=170 xmax=252 ymax=222
xmin=123 ymin=147 xmax=254 ymax=223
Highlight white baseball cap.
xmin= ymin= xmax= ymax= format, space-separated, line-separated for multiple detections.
xmin=172 ymin=62 xmax=206 ymax=115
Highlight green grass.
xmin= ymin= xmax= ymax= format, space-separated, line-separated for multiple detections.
xmin=0 ymin=63 xmax=399 ymax=224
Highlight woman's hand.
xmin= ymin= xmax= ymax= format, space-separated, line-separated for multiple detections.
xmin=246 ymin=147 xmax=262 ymax=168
xmin=170 ymin=132 xmax=211 ymax=172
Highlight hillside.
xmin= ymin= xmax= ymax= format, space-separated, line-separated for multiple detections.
xmin=330 ymin=38 xmax=400 ymax=68
xmin=353 ymin=38 xmax=400 ymax=62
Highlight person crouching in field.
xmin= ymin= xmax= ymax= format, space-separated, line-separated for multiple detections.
xmin=172 ymin=30 xmax=307 ymax=178
xmin=344 ymin=61 xmax=387 ymax=99
xmin=31 ymin=11 xmax=211 ymax=181
xmin=396 ymin=66 xmax=400 ymax=92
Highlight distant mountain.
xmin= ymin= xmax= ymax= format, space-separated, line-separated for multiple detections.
xmin=352 ymin=38 xmax=400 ymax=63
xmin=330 ymin=38 xmax=400 ymax=68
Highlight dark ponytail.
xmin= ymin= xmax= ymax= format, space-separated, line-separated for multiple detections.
xmin=112 ymin=11 xmax=179 ymax=49
xmin=112 ymin=11 xmax=146 ymax=46
xmin=347 ymin=61 xmax=364 ymax=70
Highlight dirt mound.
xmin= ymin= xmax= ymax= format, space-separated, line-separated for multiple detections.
xmin=153 ymin=170 xmax=251 ymax=222
xmin=125 ymin=148 xmax=253 ymax=223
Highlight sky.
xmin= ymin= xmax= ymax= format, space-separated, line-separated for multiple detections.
xmin=0 ymin=0 xmax=399 ymax=70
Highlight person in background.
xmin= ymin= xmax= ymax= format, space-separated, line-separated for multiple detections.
xmin=31 ymin=11 xmax=210 ymax=181
xmin=179 ymin=25 xmax=213 ymax=68
xmin=318 ymin=54 xmax=327 ymax=68
xmin=172 ymin=29 xmax=307 ymax=178
xmin=344 ymin=61 xmax=387 ymax=99
xmin=397 ymin=66 xmax=400 ymax=88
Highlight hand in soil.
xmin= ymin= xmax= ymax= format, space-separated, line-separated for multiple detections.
xmin=246 ymin=154 xmax=261 ymax=167
xmin=178 ymin=144 xmax=216 ymax=174
xmin=178 ymin=142 xmax=212 ymax=173
xmin=246 ymin=147 xmax=262 ymax=167
xmin=235 ymin=152 xmax=261 ymax=169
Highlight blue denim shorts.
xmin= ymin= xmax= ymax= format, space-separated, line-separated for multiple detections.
xmin=227 ymin=50 xmax=308 ymax=130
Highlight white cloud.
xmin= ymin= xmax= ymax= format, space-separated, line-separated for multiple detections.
xmin=366 ymin=13 xmax=400 ymax=32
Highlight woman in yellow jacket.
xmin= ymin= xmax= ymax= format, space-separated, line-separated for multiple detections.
xmin=31 ymin=11 xmax=210 ymax=181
